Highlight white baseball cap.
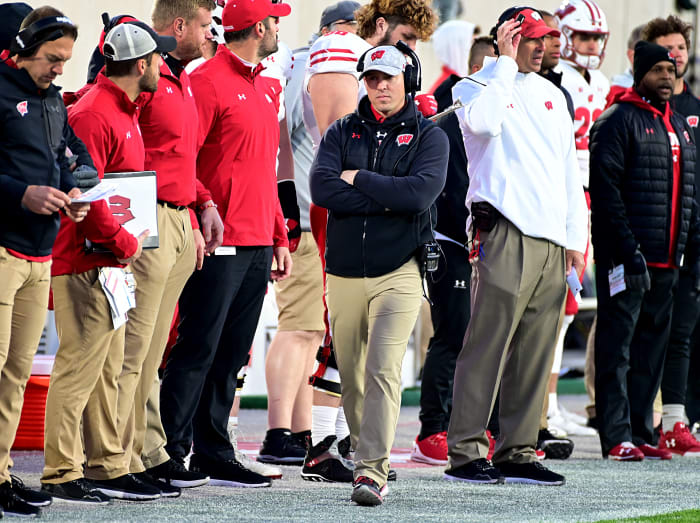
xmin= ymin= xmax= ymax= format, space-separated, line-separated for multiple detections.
xmin=359 ymin=45 xmax=407 ymax=79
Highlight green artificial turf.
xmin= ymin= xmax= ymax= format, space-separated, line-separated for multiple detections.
xmin=598 ymin=509 xmax=700 ymax=522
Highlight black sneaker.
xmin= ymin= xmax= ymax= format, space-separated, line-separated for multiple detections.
xmin=133 ymin=472 xmax=181 ymax=498
xmin=189 ymin=454 xmax=272 ymax=488
xmin=147 ymin=458 xmax=209 ymax=488
xmin=337 ymin=435 xmax=352 ymax=460
xmin=444 ymin=458 xmax=504 ymax=484
xmin=351 ymin=476 xmax=383 ymax=506
xmin=498 ymin=461 xmax=565 ymax=486
xmin=10 ymin=475 xmax=52 ymax=507
xmin=0 ymin=481 xmax=41 ymax=517
xmin=91 ymin=474 xmax=161 ymax=500
xmin=41 ymin=479 xmax=112 ymax=505
xmin=257 ymin=429 xmax=306 ymax=465
xmin=537 ymin=428 xmax=574 ymax=460
xmin=301 ymin=435 xmax=354 ymax=483
xmin=387 ymin=469 xmax=397 ymax=482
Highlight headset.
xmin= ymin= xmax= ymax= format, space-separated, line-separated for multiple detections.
xmin=489 ymin=6 xmax=533 ymax=56
xmin=9 ymin=15 xmax=76 ymax=57
xmin=356 ymin=40 xmax=422 ymax=95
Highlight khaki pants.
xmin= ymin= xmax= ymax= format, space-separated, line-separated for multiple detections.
xmin=447 ymin=219 xmax=566 ymax=468
xmin=327 ymin=259 xmax=422 ymax=486
xmin=118 ymin=205 xmax=195 ymax=473
xmin=0 ymin=247 xmax=50 ymax=483
xmin=43 ymin=270 xmax=128 ymax=483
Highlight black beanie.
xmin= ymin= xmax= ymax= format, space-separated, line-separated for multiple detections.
xmin=0 ymin=3 xmax=32 ymax=52
xmin=633 ymin=40 xmax=676 ymax=87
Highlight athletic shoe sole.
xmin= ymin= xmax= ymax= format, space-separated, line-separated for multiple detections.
xmin=504 ymin=476 xmax=565 ymax=486
xmin=256 ymin=455 xmax=305 ymax=465
xmin=351 ymin=487 xmax=382 ymax=506
xmin=161 ymin=477 xmax=210 ymax=488
xmin=94 ymin=488 xmax=160 ymax=501
xmin=207 ymin=479 xmax=271 ymax=488
xmin=410 ymin=445 xmax=448 ymax=466
xmin=443 ymin=473 xmax=503 ymax=484
xmin=4 ymin=510 xmax=40 ymax=518
xmin=608 ymin=455 xmax=643 ymax=461
xmin=49 ymin=495 xmax=111 ymax=506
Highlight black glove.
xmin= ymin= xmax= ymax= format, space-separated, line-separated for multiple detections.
xmin=623 ymin=249 xmax=651 ymax=292
xmin=73 ymin=164 xmax=99 ymax=192
xmin=277 ymin=179 xmax=301 ymax=253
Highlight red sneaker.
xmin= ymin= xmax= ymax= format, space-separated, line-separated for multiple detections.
xmin=659 ymin=422 xmax=700 ymax=457
xmin=410 ymin=432 xmax=447 ymax=465
xmin=638 ymin=444 xmax=672 ymax=460
xmin=608 ymin=442 xmax=644 ymax=461
xmin=486 ymin=430 xmax=495 ymax=461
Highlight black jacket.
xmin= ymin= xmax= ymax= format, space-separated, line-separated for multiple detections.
xmin=310 ymin=96 xmax=448 ymax=277
xmin=671 ymin=81 xmax=700 ymax=205
xmin=589 ymin=88 xmax=700 ymax=267
xmin=0 ymin=61 xmax=77 ymax=257
xmin=433 ymin=74 xmax=470 ymax=245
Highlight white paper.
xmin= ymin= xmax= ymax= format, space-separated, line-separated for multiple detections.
xmin=214 ymin=246 xmax=237 ymax=256
xmin=71 ymin=181 xmax=117 ymax=203
xmin=99 ymin=267 xmax=135 ymax=329
xmin=608 ymin=264 xmax=626 ymax=297
xmin=567 ymin=271 xmax=583 ymax=297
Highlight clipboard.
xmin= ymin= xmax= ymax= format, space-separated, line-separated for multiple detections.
xmin=86 ymin=170 xmax=159 ymax=252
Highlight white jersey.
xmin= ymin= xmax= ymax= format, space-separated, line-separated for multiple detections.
xmin=261 ymin=42 xmax=294 ymax=121
xmin=559 ymin=60 xmax=610 ymax=188
xmin=302 ymin=31 xmax=371 ymax=149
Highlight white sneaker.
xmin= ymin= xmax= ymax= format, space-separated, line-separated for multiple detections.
xmin=548 ymin=413 xmax=597 ymax=436
xmin=558 ymin=403 xmax=589 ymax=426
xmin=227 ymin=420 xmax=283 ymax=479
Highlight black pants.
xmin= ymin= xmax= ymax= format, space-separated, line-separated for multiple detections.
xmin=687 ymin=325 xmax=700 ymax=425
xmin=594 ymin=263 xmax=677 ymax=455
xmin=661 ymin=268 xmax=700 ymax=404
xmin=160 ymin=247 xmax=273 ymax=461
xmin=419 ymin=240 xmax=471 ymax=437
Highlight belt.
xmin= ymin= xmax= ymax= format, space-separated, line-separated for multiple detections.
xmin=157 ymin=200 xmax=188 ymax=211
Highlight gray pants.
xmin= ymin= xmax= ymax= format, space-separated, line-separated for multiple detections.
xmin=447 ymin=218 xmax=566 ymax=467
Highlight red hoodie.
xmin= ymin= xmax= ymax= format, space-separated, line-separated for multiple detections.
xmin=52 ymin=74 xmax=140 ymax=276
xmin=618 ymin=87 xmax=682 ymax=268
xmin=189 ymin=45 xmax=287 ymax=248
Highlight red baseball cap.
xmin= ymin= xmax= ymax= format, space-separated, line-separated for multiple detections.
xmin=514 ymin=8 xmax=560 ymax=39
xmin=222 ymin=0 xmax=291 ymax=32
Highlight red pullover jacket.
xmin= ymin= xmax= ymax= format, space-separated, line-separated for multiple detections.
xmin=52 ymin=74 xmax=139 ymax=276
xmin=139 ymin=60 xmax=213 ymax=229
xmin=190 ymin=45 xmax=288 ymax=248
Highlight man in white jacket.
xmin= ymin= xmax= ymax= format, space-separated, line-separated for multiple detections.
xmin=445 ymin=7 xmax=587 ymax=486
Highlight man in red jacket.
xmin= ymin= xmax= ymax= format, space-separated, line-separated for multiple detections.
xmin=41 ymin=21 xmax=174 ymax=504
xmin=114 ymin=0 xmax=223 ymax=492
xmin=159 ymin=0 xmax=292 ymax=487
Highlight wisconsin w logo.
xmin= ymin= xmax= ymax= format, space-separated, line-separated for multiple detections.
xmin=371 ymin=50 xmax=385 ymax=61
xmin=396 ymin=133 xmax=414 ymax=146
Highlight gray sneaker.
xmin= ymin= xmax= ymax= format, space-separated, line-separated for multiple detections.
xmin=228 ymin=419 xmax=283 ymax=479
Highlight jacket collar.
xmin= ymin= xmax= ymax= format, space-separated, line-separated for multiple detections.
xmin=619 ymin=87 xmax=671 ymax=119
xmin=94 ymin=73 xmax=141 ymax=116
xmin=217 ymin=44 xmax=264 ymax=80
xmin=1 ymin=56 xmax=61 ymax=96
xmin=357 ymin=95 xmax=418 ymax=126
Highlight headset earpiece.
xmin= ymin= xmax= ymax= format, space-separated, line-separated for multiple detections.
xmin=491 ymin=6 xmax=535 ymax=57
xmin=395 ymin=40 xmax=421 ymax=94
xmin=9 ymin=16 xmax=75 ymax=57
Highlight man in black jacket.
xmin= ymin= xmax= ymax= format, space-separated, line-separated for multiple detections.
xmin=642 ymin=15 xmax=700 ymax=456
xmin=0 ymin=6 xmax=89 ymax=517
xmin=589 ymin=40 xmax=700 ymax=461
xmin=310 ymin=44 xmax=447 ymax=505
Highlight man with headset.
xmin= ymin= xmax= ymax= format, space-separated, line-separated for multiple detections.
xmin=0 ymin=6 xmax=92 ymax=517
xmin=445 ymin=7 xmax=587 ymax=486
xmin=310 ymin=44 xmax=447 ymax=506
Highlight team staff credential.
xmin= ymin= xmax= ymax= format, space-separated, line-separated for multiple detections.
xmin=42 ymin=20 xmax=170 ymax=503
xmin=159 ymin=0 xmax=292 ymax=488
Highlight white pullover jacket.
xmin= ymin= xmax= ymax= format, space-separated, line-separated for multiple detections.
xmin=453 ymin=55 xmax=588 ymax=253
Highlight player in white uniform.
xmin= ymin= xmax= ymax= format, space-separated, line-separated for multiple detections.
xmin=551 ymin=0 xmax=610 ymax=437
xmin=302 ymin=0 xmax=437 ymax=484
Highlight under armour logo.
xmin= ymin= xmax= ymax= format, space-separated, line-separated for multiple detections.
xmin=506 ymin=103 xmax=514 ymax=109
xmin=238 ymin=94 xmax=246 ymax=100
xmin=376 ymin=131 xmax=387 ymax=140
xmin=352 ymin=133 xmax=361 ymax=139
xmin=667 ymin=438 xmax=676 ymax=447
xmin=454 ymin=280 xmax=467 ymax=289
xmin=126 ymin=131 xmax=131 ymax=139
xmin=166 ymin=86 xmax=173 ymax=94
xmin=645 ymin=128 xmax=655 ymax=134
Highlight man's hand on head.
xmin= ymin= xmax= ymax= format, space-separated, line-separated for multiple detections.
xmin=497 ymin=19 xmax=522 ymax=61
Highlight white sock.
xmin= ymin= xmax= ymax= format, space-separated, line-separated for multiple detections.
xmin=229 ymin=416 xmax=238 ymax=427
xmin=312 ymin=405 xmax=338 ymax=445
xmin=662 ymin=403 xmax=688 ymax=431
xmin=335 ymin=407 xmax=350 ymax=440
xmin=547 ymin=392 xmax=560 ymax=419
